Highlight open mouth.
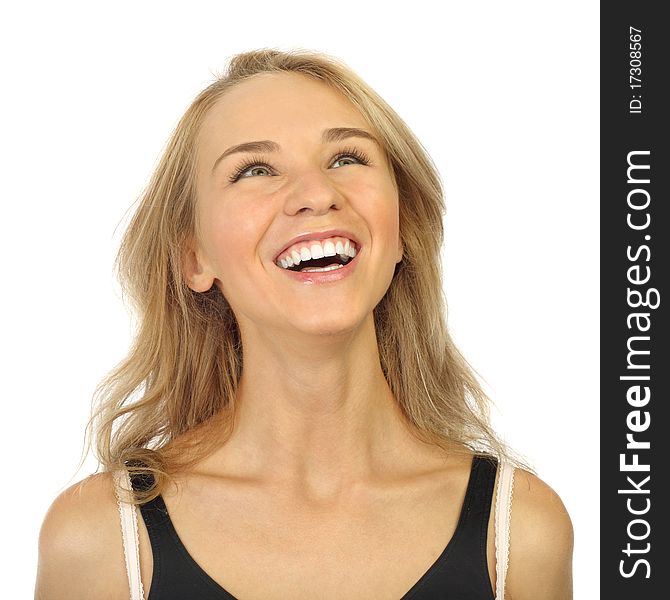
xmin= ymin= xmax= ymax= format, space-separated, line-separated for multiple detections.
xmin=282 ymin=251 xmax=356 ymax=273
xmin=274 ymin=238 xmax=361 ymax=274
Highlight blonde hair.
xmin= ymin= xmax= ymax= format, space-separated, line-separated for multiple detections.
xmin=83 ymin=48 xmax=529 ymax=503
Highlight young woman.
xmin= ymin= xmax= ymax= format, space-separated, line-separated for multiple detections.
xmin=35 ymin=49 xmax=573 ymax=599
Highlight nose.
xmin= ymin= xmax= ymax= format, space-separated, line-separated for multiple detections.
xmin=282 ymin=169 xmax=344 ymax=216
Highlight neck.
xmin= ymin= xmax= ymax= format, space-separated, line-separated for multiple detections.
xmin=205 ymin=313 xmax=432 ymax=503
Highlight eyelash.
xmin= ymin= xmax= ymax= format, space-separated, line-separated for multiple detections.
xmin=227 ymin=146 xmax=372 ymax=183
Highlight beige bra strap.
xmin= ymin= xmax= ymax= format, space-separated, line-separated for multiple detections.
xmin=494 ymin=461 xmax=515 ymax=600
xmin=113 ymin=469 xmax=146 ymax=600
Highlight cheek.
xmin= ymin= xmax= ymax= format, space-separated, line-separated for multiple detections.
xmin=200 ymin=201 xmax=267 ymax=275
xmin=357 ymin=179 xmax=400 ymax=245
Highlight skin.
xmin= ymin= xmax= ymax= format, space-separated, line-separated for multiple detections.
xmin=184 ymin=71 xmax=409 ymax=501
xmin=35 ymin=72 xmax=573 ymax=599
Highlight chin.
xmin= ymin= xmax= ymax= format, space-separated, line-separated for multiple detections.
xmin=290 ymin=311 xmax=368 ymax=338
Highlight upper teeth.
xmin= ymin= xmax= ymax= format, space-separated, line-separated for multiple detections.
xmin=276 ymin=236 xmax=357 ymax=269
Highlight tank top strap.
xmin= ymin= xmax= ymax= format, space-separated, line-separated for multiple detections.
xmin=401 ymin=454 xmax=498 ymax=599
xmin=442 ymin=454 xmax=498 ymax=580
xmin=113 ymin=468 xmax=146 ymax=600
xmin=131 ymin=471 xmax=235 ymax=599
xmin=493 ymin=460 xmax=515 ymax=600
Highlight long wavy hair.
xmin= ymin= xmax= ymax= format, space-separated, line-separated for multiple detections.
xmin=83 ymin=48 xmax=529 ymax=504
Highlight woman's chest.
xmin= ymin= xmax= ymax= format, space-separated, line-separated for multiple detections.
xmin=138 ymin=472 xmax=495 ymax=599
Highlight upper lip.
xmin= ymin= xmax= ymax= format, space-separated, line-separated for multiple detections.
xmin=274 ymin=229 xmax=361 ymax=261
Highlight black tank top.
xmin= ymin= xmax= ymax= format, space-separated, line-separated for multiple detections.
xmin=133 ymin=454 xmax=498 ymax=599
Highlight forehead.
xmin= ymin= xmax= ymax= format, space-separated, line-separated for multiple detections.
xmin=198 ymin=72 xmax=370 ymax=154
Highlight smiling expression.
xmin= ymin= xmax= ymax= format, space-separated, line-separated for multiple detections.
xmin=186 ymin=71 xmax=403 ymax=338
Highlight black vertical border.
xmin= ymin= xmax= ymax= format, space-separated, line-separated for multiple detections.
xmin=601 ymin=2 xmax=669 ymax=598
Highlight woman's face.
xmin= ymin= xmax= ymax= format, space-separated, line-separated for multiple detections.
xmin=189 ymin=72 xmax=403 ymax=338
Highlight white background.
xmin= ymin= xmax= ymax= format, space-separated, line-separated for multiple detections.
xmin=1 ymin=1 xmax=599 ymax=597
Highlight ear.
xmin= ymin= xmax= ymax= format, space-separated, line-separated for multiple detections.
xmin=182 ymin=240 xmax=215 ymax=293
xmin=396 ymin=235 xmax=404 ymax=264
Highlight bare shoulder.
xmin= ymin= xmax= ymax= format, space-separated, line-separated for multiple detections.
xmin=505 ymin=468 xmax=574 ymax=600
xmin=35 ymin=472 xmax=129 ymax=600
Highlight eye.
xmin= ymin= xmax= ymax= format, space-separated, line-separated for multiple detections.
xmin=331 ymin=148 xmax=371 ymax=169
xmin=227 ymin=147 xmax=372 ymax=184
xmin=228 ymin=157 xmax=273 ymax=183
xmin=243 ymin=166 xmax=271 ymax=178
xmin=332 ymin=156 xmax=358 ymax=168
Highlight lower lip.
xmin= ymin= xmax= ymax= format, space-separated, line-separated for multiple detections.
xmin=275 ymin=249 xmax=361 ymax=284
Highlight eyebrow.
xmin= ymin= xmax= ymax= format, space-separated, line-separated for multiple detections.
xmin=210 ymin=127 xmax=381 ymax=174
